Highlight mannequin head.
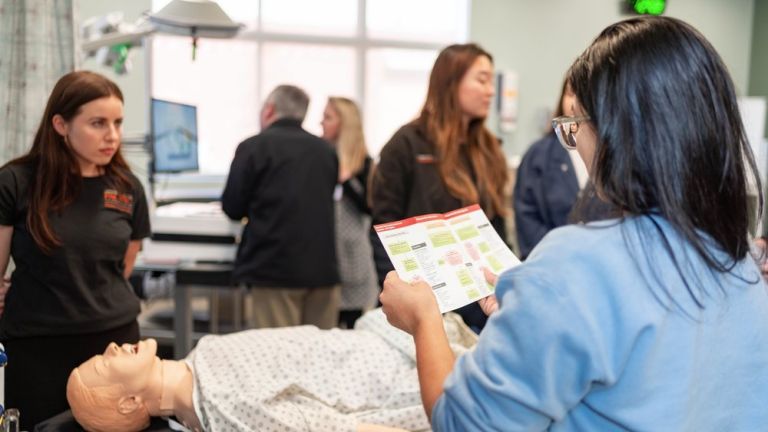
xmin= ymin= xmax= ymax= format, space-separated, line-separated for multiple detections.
xmin=67 ymin=339 xmax=162 ymax=432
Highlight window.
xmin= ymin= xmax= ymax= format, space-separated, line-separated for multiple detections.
xmin=365 ymin=48 xmax=438 ymax=154
xmin=366 ymin=0 xmax=469 ymax=43
xmin=260 ymin=43 xmax=358 ymax=137
xmin=261 ymin=0 xmax=358 ymax=36
xmin=152 ymin=35 xmax=258 ymax=174
xmin=151 ymin=0 xmax=469 ymax=174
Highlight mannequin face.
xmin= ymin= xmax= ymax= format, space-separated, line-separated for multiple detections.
xmin=77 ymin=339 xmax=161 ymax=394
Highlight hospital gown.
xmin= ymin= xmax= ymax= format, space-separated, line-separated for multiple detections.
xmin=186 ymin=309 xmax=477 ymax=432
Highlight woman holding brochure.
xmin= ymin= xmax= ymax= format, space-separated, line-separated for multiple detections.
xmin=379 ymin=17 xmax=768 ymax=430
xmin=371 ymin=43 xmax=509 ymax=332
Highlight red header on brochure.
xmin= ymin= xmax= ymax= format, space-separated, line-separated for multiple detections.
xmin=373 ymin=204 xmax=482 ymax=233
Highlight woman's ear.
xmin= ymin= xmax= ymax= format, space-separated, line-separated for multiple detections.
xmin=117 ymin=396 xmax=143 ymax=414
xmin=51 ymin=114 xmax=68 ymax=137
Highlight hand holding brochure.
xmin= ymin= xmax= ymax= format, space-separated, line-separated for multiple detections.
xmin=374 ymin=204 xmax=521 ymax=313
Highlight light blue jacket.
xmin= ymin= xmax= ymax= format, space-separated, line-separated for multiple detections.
xmin=432 ymin=216 xmax=768 ymax=431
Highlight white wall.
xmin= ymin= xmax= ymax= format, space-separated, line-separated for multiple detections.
xmin=471 ymin=0 xmax=756 ymax=157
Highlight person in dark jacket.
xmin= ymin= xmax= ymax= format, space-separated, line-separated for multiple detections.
xmin=371 ymin=44 xmax=508 ymax=332
xmin=222 ymin=85 xmax=340 ymax=329
xmin=514 ymin=80 xmax=616 ymax=259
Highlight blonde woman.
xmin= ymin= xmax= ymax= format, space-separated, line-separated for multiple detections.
xmin=321 ymin=97 xmax=378 ymax=328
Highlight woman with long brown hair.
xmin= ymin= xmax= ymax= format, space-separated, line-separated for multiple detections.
xmin=321 ymin=96 xmax=378 ymax=328
xmin=0 ymin=70 xmax=151 ymax=428
xmin=371 ymin=43 xmax=508 ymax=332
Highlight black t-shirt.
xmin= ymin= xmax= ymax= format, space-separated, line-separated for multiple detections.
xmin=0 ymin=163 xmax=151 ymax=338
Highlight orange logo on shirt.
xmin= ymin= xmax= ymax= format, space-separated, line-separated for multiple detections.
xmin=416 ymin=154 xmax=436 ymax=164
xmin=104 ymin=189 xmax=133 ymax=214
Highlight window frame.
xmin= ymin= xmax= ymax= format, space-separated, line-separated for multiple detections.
xmin=241 ymin=0 xmax=470 ymax=120
xmin=149 ymin=0 xmax=471 ymax=172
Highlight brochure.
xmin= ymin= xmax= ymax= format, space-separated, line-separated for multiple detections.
xmin=374 ymin=204 xmax=521 ymax=313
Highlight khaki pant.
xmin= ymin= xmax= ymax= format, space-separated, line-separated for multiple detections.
xmin=244 ymin=285 xmax=340 ymax=329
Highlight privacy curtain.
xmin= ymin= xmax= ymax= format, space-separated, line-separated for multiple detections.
xmin=0 ymin=0 xmax=76 ymax=163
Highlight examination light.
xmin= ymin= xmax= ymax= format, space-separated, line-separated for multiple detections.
xmin=149 ymin=0 xmax=241 ymax=59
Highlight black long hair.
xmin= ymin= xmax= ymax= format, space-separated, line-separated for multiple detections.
xmin=567 ymin=16 xmax=762 ymax=306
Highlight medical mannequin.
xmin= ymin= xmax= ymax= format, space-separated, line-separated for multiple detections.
xmin=67 ymin=339 xmax=200 ymax=432
xmin=68 ymin=310 xmax=476 ymax=432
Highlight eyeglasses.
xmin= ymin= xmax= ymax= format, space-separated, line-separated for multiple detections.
xmin=552 ymin=115 xmax=590 ymax=150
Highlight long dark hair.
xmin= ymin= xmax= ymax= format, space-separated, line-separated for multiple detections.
xmin=567 ymin=16 xmax=761 ymax=306
xmin=6 ymin=70 xmax=133 ymax=254
xmin=416 ymin=43 xmax=508 ymax=218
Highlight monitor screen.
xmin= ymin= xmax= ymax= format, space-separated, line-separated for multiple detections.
xmin=151 ymin=98 xmax=199 ymax=173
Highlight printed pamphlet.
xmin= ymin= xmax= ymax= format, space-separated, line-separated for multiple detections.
xmin=374 ymin=204 xmax=521 ymax=313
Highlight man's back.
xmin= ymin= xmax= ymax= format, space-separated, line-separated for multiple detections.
xmin=222 ymin=118 xmax=339 ymax=287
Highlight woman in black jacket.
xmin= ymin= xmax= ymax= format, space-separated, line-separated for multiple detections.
xmin=371 ymin=43 xmax=508 ymax=332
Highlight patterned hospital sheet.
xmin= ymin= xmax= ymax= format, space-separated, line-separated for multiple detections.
xmin=188 ymin=309 xmax=477 ymax=432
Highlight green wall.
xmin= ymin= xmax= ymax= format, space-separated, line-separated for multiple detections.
xmin=749 ymin=0 xmax=768 ymax=133
xmin=471 ymin=0 xmax=756 ymax=158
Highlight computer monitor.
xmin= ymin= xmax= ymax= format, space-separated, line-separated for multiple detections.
xmin=151 ymin=98 xmax=199 ymax=173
